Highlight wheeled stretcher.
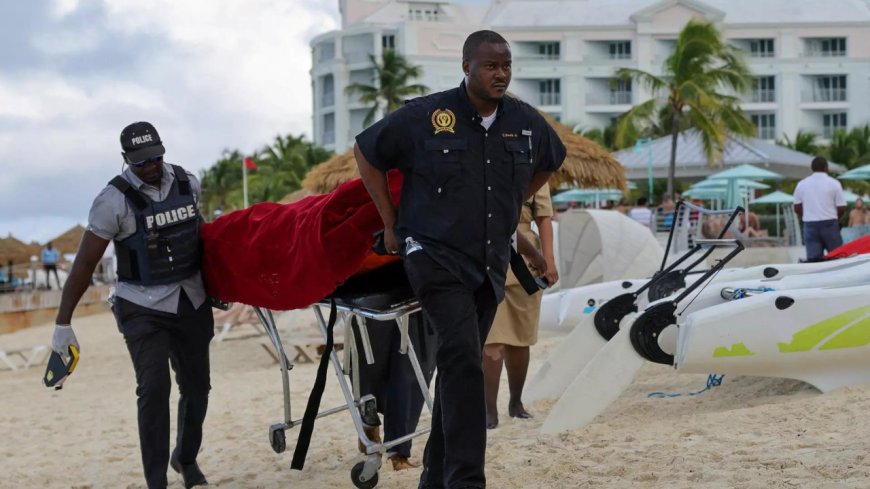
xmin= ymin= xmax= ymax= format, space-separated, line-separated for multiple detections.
xmin=253 ymin=261 xmax=433 ymax=488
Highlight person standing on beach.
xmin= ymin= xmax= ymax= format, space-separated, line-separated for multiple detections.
xmin=354 ymin=30 xmax=566 ymax=488
xmin=41 ymin=241 xmax=62 ymax=289
xmin=794 ymin=156 xmax=846 ymax=261
xmin=50 ymin=121 xmax=214 ymax=489
xmin=483 ymin=184 xmax=557 ymax=429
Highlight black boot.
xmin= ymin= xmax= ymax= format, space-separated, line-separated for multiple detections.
xmin=170 ymin=448 xmax=208 ymax=488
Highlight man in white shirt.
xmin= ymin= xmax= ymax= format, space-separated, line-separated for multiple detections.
xmin=628 ymin=197 xmax=653 ymax=231
xmin=793 ymin=156 xmax=846 ymax=261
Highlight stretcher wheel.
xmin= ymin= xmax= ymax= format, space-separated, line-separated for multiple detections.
xmin=269 ymin=425 xmax=286 ymax=454
xmin=351 ymin=461 xmax=379 ymax=489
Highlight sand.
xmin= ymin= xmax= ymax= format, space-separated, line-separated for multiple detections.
xmin=2 ymin=309 xmax=870 ymax=488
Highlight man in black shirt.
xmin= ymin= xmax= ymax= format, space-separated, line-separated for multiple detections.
xmin=354 ymin=30 xmax=566 ymax=489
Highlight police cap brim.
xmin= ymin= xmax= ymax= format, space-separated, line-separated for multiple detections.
xmin=125 ymin=143 xmax=166 ymax=164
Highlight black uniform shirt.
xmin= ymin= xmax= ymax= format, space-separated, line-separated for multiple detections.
xmin=356 ymin=80 xmax=566 ymax=301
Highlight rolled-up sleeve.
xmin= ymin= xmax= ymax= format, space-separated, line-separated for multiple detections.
xmin=835 ymin=182 xmax=846 ymax=207
xmin=534 ymin=183 xmax=554 ymax=218
xmin=355 ymin=106 xmax=414 ymax=172
xmin=533 ymin=116 xmax=566 ymax=173
xmin=87 ymin=187 xmax=126 ymax=241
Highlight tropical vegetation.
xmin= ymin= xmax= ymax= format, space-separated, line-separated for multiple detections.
xmin=345 ymin=49 xmax=429 ymax=127
xmin=198 ymin=134 xmax=331 ymax=218
xmin=612 ymin=19 xmax=756 ymax=198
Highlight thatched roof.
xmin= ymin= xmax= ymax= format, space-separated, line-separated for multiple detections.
xmin=0 ymin=235 xmax=40 ymax=267
xmin=289 ymin=109 xmax=625 ymax=202
xmin=50 ymin=224 xmax=85 ymax=255
xmin=540 ymin=112 xmax=626 ymax=191
xmin=300 ymin=150 xmax=359 ymax=195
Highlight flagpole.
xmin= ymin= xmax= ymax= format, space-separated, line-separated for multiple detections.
xmin=242 ymin=156 xmax=249 ymax=208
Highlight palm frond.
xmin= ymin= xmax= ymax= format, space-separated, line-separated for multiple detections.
xmin=615 ymin=67 xmax=668 ymax=95
xmin=614 ymin=98 xmax=661 ymax=149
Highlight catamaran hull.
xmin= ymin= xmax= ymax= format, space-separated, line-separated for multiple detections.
xmin=676 ymin=285 xmax=870 ymax=393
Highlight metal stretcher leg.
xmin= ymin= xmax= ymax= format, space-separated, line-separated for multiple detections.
xmin=313 ymin=306 xmax=383 ymax=487
xmin=254 ymin=300 xmax=432 ymax=489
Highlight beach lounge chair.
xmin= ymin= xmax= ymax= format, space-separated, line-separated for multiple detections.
xmin=0 ymin=345 xmax=50 ymax=371
xmin=213 ymin=303 xmax=262 ymax=342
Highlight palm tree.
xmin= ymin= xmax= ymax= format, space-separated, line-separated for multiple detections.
xmin=199 ymin=149 xmax=244 ymax=216
xmin=825 ymin=129 xmax=858 ymax=169
xmin=614 ymin=20 xmax=756 ymax=198
xmin=778 ymin=130 xmax=821 ymax=156
xmin=848 ymin=124 xmax=870 ymax=164
xmin=199 ymin=135 xmax=332 ymax=212
xmin=345 ymin=49 xmax=429 ymax=127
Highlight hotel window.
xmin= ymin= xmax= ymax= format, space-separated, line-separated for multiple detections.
xmin=539 ymin=79 xmax=561 ymax=106
xmin=609 ymin=41 xmax=631 ymax=60
xmin=749 ymin=39 xmax=775 ymax=58
xmin=322 ymin=113 xmax=335 ymax=144
xmin=321 ymin=75 xmax=334 ymax=108
xmin=316 ymin=41 xmax=335 ymax=62
xmin=610 ymin=79 xmax=632 ymax=104
xmin=409 ymin=7 xmax=439 ymax=21
xmin=382 ymin=35 xmax=395 ymax=50
xmin=751 ymin=113 xmax=776 ymax=140
xmin=806 ymin=37 xmax=847 ymax=57
xmin=752 ymin=76 xmax=775 ymax=103
xmin=538 ymin=42 xmax=560 ymax=60
xmin=813 ymin=75 xmax=847 ymax=102
xmin=823 ymin=112 xmax=847 ymax=138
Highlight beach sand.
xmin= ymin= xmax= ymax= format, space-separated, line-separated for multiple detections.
xmin=2 ymin=309 xmax=870 ymax=488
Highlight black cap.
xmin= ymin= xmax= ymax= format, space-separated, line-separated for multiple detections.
xmin=120 ymin=121 xmax=165 ymax=163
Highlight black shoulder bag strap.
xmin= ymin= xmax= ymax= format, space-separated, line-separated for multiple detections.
xmin=291 ymin=299 xmax=337 ymax=470
xmin=510 ymin=247 xmax=539 ymax=296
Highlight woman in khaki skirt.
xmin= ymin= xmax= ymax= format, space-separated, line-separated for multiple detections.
xmin=483 ymin=184 xmax=558 ymax=429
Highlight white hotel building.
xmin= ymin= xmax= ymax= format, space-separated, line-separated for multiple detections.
xmin=311 ymin=0 xmax=870 ymax=152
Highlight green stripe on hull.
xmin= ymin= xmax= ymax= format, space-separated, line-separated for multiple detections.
xmin=713 ymin=343 xmax=754 ymax=357
xmin=820 ymin=316 xmax=870 ymax=350
xmin=778 ymin=305 xmax=870 ymax=353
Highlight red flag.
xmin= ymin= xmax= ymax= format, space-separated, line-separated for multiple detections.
xmin=244 ymin=157 xmax=257 ymax=170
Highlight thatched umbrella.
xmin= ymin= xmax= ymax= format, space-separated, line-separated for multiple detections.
xmin=50 ymin=224 xmax=86 ymax=255
xmin=300 ymin=150 xmax=360 ymax=195
xmin=289 ymin=109 xmax=625 ymax=201
xmin=539 ymin=112 xmax=626 ymax=191
xmin=0 ymin=235 xmax=40 ymax=267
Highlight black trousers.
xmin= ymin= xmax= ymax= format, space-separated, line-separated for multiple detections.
xmin=44 ymin=264 xmax=61 ymax=289
xmin=355 ymin=312 xmax=438 ymax=458
xmin=112 ymin=291 xmax=214 ymax=489
xmin=404 ymin=251 xmax=499 ymax=489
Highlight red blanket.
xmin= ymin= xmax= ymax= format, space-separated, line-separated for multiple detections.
xmin=826 ymin=235 xmax=870 ymax=260
xmin=200 ymin=173 xmax=402 ymax=310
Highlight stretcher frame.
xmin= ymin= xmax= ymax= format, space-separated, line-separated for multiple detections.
xmin=253 ymin=295 xmax=433 ymax=488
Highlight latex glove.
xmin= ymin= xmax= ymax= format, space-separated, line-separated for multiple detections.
xmin=52 ymin=324 xmax=80 ymax=361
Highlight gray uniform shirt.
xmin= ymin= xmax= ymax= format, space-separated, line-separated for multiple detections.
xmin=87 ymin=164 xmax=207 ymax=313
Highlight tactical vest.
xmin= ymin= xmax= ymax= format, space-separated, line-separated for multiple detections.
xmin=110 ymin=165 xmax=201 ymax=286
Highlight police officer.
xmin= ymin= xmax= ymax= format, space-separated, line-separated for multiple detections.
xmin=51 ymin=121 xmax=213 ymax=489
xmin=354 ymin=30 xmax=566 ymax=489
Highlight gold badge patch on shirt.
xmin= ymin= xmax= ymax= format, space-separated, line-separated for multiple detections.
xmin=431 ymin=109 xmax=456 ymax=134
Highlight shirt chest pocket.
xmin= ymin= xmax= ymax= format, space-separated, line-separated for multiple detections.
xmin=504 ymin=139 xmax=532 ymax=183
xmin=420 ymin=138 xmax=467 ymax=191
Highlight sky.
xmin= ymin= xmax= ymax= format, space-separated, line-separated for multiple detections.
xmin=0 ymin=0 xmax=342 ymax=243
